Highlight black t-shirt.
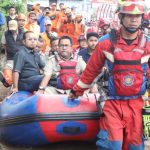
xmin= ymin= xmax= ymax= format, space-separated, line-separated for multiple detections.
xmin=6 ymin=16 xmax=17 ymax=27
xmin=5 ymin=29 xmax=24 ymax=60
xmin=123 ymin=38 xmax=136 ymax=45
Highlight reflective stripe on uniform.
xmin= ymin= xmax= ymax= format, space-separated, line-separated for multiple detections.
xmin=103 ymin=51 xmax=114 ymax=62
xmin=133 ymin=48 xmax=144 ymax=54
xmin=77 ymin=80 xmax=91 ymax=88
xmin=141 ymin=55 xmax=150 ymax=64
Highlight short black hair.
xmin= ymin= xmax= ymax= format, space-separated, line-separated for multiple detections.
xmin=50 ymin=37 xmax=59 ymax=45
xmin=23 ymin=31 xmax=34 ymax=40
xmin=44 ymin=7 xmax=51 ymax=11
xmin=38 ymin=36 xmax=44 ymax=43
xmin=59 ymin=36 xmax=73 ymax=46
xmin=9 ymin=6 xmax=16 ymax=10
xmin=86 ymin=32 xmax=99 ymax=40
xmin=59 ymin=3 xmax=64 ymax=6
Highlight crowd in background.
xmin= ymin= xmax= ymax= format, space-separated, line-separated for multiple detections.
xmin=0 ymin=2 xmax=150 ymax=90
xmin=0 ymin=2 xmax=104 ymax=94
xmin=0 ymin=1 xmax=150 ymax=149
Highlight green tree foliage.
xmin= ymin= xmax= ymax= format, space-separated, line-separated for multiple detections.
xmin=0 ymin=0 xmax=27 ymax=15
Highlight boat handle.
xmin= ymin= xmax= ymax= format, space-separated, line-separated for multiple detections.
xmin=63 ymin=126 xmax=80 ymax=134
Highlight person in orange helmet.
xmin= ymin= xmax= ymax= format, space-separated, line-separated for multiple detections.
xmin=48 ymin=3 xmax=59 ymax=32
xmin=58 ymin=3 xmax=66 ymax=18
xmin=31 ymin=3 xmax=42 ymax=17
xmin=24 ymin=11 xmax=40 ymax=38
xmin=16 ymin=13 xmax=26 ymax=30
xmin=58 ymin=7 xmax=75 ymax=36
xmin=57 ymin=5 xmax=67 ymax=35
xmin=74 ymin=13 xmax=85 ymax=37
xmin=41 ymin=19 xmax=58 ymax=53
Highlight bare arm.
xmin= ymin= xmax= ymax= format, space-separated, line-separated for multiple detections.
xmin=81 ymin=24 xmax=85 ymax=33
xmin=12 ymin=71 xmax=19 ymax=93
xmin=40 ymin=75 xmax=51 ymax=87
xmin=36 ymin=74 xmax=51 ymax=94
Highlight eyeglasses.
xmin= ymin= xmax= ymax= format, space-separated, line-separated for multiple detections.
xmin=26 ymin=38 xmax=37 ymax=41
xmin=59 ymin=44 xmax=71 ymax=48
xmin=46 ymin=24 xmax=51 ymax=26
xmin=30 ymin=18 xmax=37 ymax=21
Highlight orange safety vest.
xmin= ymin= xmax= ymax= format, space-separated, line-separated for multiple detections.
xmin=49 ymin=11 xmax=59 ymax=32
xmin=41 ymin=32 xmax=51 ymax=53
xmin=75 ymin=22 xmax=84 ymax=36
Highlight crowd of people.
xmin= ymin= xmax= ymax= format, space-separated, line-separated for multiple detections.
xmin=0 ymin=0 xmax=150 ymax=150
xmin=0 ymin=2 xmax=107 ymax=94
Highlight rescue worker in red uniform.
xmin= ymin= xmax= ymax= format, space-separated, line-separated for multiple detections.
xmin=69 ymin=0 xmax=150 ymax=150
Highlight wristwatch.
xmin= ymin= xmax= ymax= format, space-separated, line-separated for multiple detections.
xmin=38 ymin=86 xmax=46 ymax=90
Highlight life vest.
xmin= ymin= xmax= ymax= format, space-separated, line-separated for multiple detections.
xmin=55 ymin=53 xmax=79 ymax=90
xmin=104 ymin=32 xmax=150 ymax=99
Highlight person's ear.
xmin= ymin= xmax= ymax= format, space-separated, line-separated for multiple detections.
xmin=23 ymin=39 xmax=25 ymax=45
xmin=118 ymin=13 xmax=122 ymax=20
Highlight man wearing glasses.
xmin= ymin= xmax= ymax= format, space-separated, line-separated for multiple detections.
xmin=36 ymin=35 xmax=86 ymax=94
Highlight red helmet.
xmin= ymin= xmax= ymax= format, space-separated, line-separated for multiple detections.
xmin=119 ymin=0 xmax=145 ymax=15
xmin=98 ymin=19 xmax=110 ymax=28
xmin=78 ymin=34 xmax=86 ymax=42
xmin=144 ymin=12 xmax=150 ymax=20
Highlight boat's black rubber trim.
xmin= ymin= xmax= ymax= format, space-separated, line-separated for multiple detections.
xmin=0 ymin=111 xmax=101 ymax=127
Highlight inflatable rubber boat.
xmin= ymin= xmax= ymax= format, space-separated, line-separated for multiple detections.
xmin=0 ymin=91 xmax=101 ymax=147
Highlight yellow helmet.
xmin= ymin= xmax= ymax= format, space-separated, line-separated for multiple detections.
xmin=75 ymin=13 xmax=82 ymax=18
xmin=17 ymin=13 xmax=26 ymax=20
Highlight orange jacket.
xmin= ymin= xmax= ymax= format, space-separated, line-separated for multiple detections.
xmin=49 ymin=11 xmax=59 ymax=32
xmin=75 ymin=22 xmax=85 ymax=36
xmin=41 ymin=32 xmax=51 ymax=53
xmin=24 ymin=22 xmax=40 ymax=38
xmin=59 ymin=17 xmax=75 ymax=35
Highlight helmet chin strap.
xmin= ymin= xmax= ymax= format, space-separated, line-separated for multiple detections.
xmin=120 ymin=14 xmax=142 ymax=34
xmin=122 ymin=23 xmax=140 ymax=34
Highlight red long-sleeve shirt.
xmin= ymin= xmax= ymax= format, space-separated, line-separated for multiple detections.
xmin=73 ymin=30 xmax=150 ymax=96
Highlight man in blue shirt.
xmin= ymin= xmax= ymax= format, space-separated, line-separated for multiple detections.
xmin=0 ymin=12 xmax=5 ymax=26
xmin=37 ymin=7 xmax=51 ymax=33
xmin=0 ymin=12 xmax=5 ymax=52
xmin=78 ymin=32 xmax=99 ymax=63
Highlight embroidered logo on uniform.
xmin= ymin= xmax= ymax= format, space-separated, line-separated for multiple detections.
xmin=67 ymin=77 xmax=74 ymax=84
xmin=123 ymin=75 xmax=134 ymax=86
